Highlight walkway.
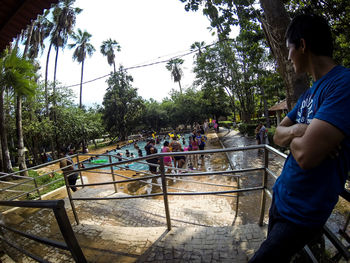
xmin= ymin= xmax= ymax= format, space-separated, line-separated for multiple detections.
xmin=1 ymin=130 xmax=268 ymax=262
xmin=1 ymin=188 xmax=267 ymax=263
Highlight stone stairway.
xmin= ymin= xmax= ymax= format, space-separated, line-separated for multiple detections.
xmin=136 ymin=224 xmax=266 ymax=263
xmin=1 ymin=188 xmax=267 ymax=262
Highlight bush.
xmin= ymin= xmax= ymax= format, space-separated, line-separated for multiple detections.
xmin=28 ymin=171 xmax=66 ymax=199
xmin=218 ymin=121 xmax=233 ymax=129
xmin=237 ymin=123 xmax=257 ymax=136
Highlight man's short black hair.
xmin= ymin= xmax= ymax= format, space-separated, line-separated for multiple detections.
xmin=285 ymin=13 xmax=333 ymax=57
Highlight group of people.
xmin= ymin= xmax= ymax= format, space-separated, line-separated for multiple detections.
xmin=53 ymin=13 xmax=350 ymax=262
xmin=143 ymin=128 xmax=208 ymax=174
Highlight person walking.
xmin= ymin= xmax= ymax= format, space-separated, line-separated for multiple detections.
xmin=259 ymin=123 xmax=269 ymax=145
xmin=59 ymin=151 xmax=78 ymax=192
xmin=250 ymin=13 xmax=350 ymax=262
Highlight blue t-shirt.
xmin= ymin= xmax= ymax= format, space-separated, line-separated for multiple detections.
xmin=273 ymin=65 xmax=350 ymax=227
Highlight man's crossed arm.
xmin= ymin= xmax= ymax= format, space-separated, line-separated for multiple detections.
xmin=273 ymin=116 xmax=344 ymax=170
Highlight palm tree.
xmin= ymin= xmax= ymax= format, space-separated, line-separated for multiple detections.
xmin=166 ymin=58 xmax=184 ymax=94
xmin=190 ymin=41 xmax=206 ymax=60
xmin=100 ymin=39 xmax=121 ymax=73
xmin=12 ymin=14 xmax=52 ymax=175
xmin=47 ymin=0 xmax=82 ymax=107
xmin=25 ymin=10 xmax=53 ymax=60
xmin=0 ymin=49 xmax=36 ymax=173
xmin=69 ymin=29 xmax=95 ymax=108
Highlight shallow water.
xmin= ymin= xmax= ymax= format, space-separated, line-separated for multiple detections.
xmin=82 ymin=134 xmax=190 ymax=171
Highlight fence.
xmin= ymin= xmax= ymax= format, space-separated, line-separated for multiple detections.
xmin=0 ymin=144 xmax=349 ymax=262
xmin=0 ymin=199 xmax=86 ymax=263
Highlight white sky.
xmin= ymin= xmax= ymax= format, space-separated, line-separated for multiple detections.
xmin=38 ymin=0 xmax=218 ymax=106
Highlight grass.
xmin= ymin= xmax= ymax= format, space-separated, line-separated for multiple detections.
xmin=10 ymin=168 xmax=66 ymax=200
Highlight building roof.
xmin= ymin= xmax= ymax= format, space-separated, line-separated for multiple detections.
xmin=269 ymin=99 xmax=288 ymax=112
xmin=0 ymin=0 xmax=59 ymax=51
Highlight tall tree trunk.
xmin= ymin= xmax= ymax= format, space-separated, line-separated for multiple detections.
xmin=15 ymin=24 xmax=34 ymax=176
xmin=23 ymin=22 xmax=34 ymax=56
xmin=0 ymin=134 xmax=3 ymax=171
xmin=259 ymin=0 xmax=309 ymax=110
xmin=51 ymin=47 xmax=61 ymax=159
xmin=16 ymin=95 xmax=28 ymax=176
xmin=260 ymin=86 xmax=270 ymax=127
xmin=53 ymin=47 xmax=59 ymax=105
xmin=113 ymin=61 xmax=116 ymax=74
xmin=44 ymin=42 xmax=53 ymax=116
xmin=178 ymin=80 xmax=182 ymax=94
xmin=79 ymin=59 xmax=85 ymax=108
xmin=0 ymin=88 xmax=13 ymax=173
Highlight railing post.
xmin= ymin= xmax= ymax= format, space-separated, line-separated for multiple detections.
xmin=159 ymin=158 xmax=171 ymax=230
xmin=109 ymin=155 xmax=118 ymax=193
xmin=259 ymin=145 xmax=269 ymax=226
xmin=33 ymin=178 xmax=42 ymax=200
xmin=235 ymin=176 xmax=240 ymax=218
xmin=76 ymin=154 xmax=84 ymax=188
xmin=53 ymin=201 xmax=87 ymax=263
xmin=63 ymin=173 xmax=80 ymax=225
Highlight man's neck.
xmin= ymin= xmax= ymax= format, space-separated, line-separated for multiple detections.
xmin=309 ymin=55 xmax=337 ymax=81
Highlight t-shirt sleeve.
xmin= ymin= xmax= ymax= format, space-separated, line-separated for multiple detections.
xmin=315 ymin=75 xmax=350 ymax=136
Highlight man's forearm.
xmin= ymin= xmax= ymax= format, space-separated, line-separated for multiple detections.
xmin=273 ymin=125 xmax=295 ymax=147
xmin=273 ymin=123 xmax=308 ymax=147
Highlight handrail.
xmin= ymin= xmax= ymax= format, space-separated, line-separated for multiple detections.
xmin=0 ymin=199 xmax=86 ymax=263
xmin=1 ymin=141 xmax=348 ymax=262
xmin=62 ymin=145 xmax=271 ymax=225
xmin=0 ymin=154 xmax=79 ymax=180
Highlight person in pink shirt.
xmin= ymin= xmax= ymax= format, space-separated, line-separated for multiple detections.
xmin=161 ymin=141 xmax=173 ymax=173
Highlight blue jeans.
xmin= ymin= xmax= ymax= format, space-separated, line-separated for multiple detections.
xmin=249 ymin=197 xmax=322 ymax=263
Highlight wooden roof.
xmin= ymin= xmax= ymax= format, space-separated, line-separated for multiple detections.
xmin=269 ymin=99 xmax=288 ymax=112
xmin=0 ymin=0 xmax=60 ymax=51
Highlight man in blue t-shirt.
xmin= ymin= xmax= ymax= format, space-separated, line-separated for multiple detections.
xmin=250 ymin=14 xmax=350 ymax=262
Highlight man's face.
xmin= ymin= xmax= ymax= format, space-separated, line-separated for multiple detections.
xmin=287 ymin=40 xmax=306 ymax=74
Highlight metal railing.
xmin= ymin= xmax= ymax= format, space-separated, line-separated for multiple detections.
xmin=0 ymin=199 xmax=86 ymax=263
xmin=63 ymin=144 xmax=350 ymax=262
xmin=62 ymin=144 xmax=273 ymax=228
xmin=1 ymin=143 xmax=349 ymax=262
xmin=0 ymin=155 xmax=83 ymax=202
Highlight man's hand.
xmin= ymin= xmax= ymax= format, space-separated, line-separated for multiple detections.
xmin=291 ymin=123 xmax=308 ymax=138
xmin=273 ymin=117 xmax=308 ymax=147
xmin=290 ymin=118 xmax=344 ymax=170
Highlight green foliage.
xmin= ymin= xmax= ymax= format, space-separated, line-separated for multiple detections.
xmin=218 ymin=120 xmax=233 ymax=129
xmin=55 ymin=104 xmax=104 ymax=151
xmin=237 ymin=123 xmax=257 ymax=136
xmin=28 ymin=171 xmax=65 ymax=199
xmin=10 ymin=168 xmax=65 ymax=200
xmin=0 ymin=48 xmax=37 ymax=96
xmin=100 ymin=38 xmax=121 ymax=71
xmin=166 ymin=58 xmax=184 ymax=93
xmin=69 ymin=28 xmax=95 ymax=63
xmin=102 ymin=67 xmax=144 ymax=140
xmin=286 ymin=0 xmax=350 ymax=67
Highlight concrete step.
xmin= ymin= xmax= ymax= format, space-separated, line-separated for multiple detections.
xmin=70 ymin=190 xmax=239 ymax=228
xmin=2 ymin=223 xmax=267 ymax=263
xmin=73 ymin=224 xmax=267 ymax=263
xmin=136 ymin=224 xmax=267 ymax=263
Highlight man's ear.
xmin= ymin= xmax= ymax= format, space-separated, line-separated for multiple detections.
xmin=300 ymin=38 xmax=306 ymax=54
